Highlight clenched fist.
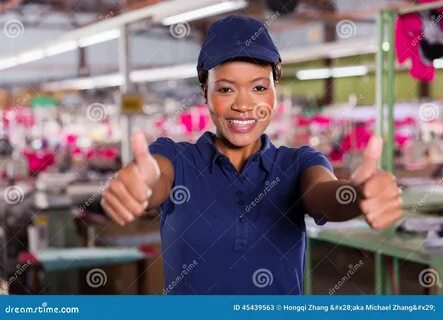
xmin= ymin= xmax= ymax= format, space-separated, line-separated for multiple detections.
xmin=101 ymin=132 xmax=161 ymax=225
xmin=351 ymin=136 xmax=402 ymax=229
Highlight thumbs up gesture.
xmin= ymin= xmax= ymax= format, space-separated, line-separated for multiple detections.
xmin=101 ymin=132 xmax=161 ymax=225
xmin=351 ymin=136 xmax=402 ymax=229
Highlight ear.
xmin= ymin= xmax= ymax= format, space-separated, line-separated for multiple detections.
xmin=200 ymin=84 xmax=208 ymax=102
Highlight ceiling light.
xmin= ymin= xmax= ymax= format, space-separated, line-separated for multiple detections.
xmin=78 ymin=29 xmax=120 ymax=48
xmin=296 ymin=65 xmax=368 ymax=80
xmin=17 ymin=49 xmax=45 ymax=64
xmin=45 ymin=41 xmax=78 ymax=56
xmin=131 ymin=64 xmax=195 ymax=82
xmin=162 ymin=0 xmax=247 ymax=25
xmin=433 ymin=59 xmax=443 ymax=68
xmin=0 ymin=57 xmax=18 ymax=70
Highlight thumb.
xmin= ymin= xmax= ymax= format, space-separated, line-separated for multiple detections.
xmin=131 ymin=132 xmax=159 ymax=186
xmin=351 ymin=135 xmax=383 ymax=185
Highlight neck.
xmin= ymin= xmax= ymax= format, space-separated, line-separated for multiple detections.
xmin=214 ymin=131 xmax=262 ymax=173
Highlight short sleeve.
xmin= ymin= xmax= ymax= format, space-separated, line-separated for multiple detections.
xmin=148 ymin=137 xmax=178 ymax=217
xmin=297 ymin=145 xmax=333 ymax=175
xmin=148 ymin=137 xmax=178 ymax=166
xmin=296 ymin=146 xmax=334 ymax=226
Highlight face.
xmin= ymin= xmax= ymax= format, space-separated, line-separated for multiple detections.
xmin=205 ymin=61 xmax=277 ymax=147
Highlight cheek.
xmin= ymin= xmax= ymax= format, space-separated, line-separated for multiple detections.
xmin=207 ymin=94 xmax=231 ymax=118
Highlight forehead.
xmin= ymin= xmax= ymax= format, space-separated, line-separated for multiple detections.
xmin=208 ymin=61 xmax=272 ymax=80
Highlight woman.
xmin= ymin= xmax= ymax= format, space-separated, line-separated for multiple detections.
xmin=101 ymin=15 xmax=402 ymax=294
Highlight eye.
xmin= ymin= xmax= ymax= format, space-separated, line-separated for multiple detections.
xmin=253 ymin=85 xmax=267 ymax=92
xmin=218 ymin=87 xmax=234 ymax=94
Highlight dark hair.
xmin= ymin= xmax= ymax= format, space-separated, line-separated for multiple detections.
xmin=198 ymin=57 xmax=282 ymax=99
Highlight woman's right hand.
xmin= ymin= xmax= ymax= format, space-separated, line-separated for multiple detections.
xmin=101 ymin=132 xmax=161 ymax=225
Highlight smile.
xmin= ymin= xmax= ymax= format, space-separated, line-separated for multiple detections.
xmin=226 ymin=118 xmax=258 ymax=133
xmin=227 ymin=119 xmax=257 ymax=126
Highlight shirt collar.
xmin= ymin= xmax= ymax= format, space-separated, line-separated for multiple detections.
xmin=196 ymin=131 xmax=276 ymax=174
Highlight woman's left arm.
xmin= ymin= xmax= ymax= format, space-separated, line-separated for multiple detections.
xmin=300 ymin=136 xmax=402 ymax=229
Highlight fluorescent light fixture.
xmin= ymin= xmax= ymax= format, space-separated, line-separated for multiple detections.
xmin=331 ymin=65 xmax=368 ymax=77
xmin=162 ymin=0 xmax=247 ymax=25
xmin=433 ymin=59 xmax=443 ymax=68
xmin=42 ymin=64 xmax=195 ymax=91
xmin=296 ymin=65 xmax=368 ymax=80
xmin=17 ymin=49 xmax=45 ymax=64
xmin=78 ymin=29 xmax=120 ymax=48
xmin=43 ymin=74 xmax=123 ymax=91
xmin=0 ymin=57 xmax=18 ymax=70
xmin=131 ymin=64 xmax=195 ymax=82
xmin=45 ymin=41 xmax=78 ymax=56
xmin=297 ymin=68 xmax=331 ymax=80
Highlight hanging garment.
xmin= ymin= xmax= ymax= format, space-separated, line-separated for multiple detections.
xmin=395 ymin=1 xmax=443 ymax=81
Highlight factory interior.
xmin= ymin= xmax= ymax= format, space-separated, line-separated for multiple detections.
xmin=0 ymin=0 xmax=443 ymax=295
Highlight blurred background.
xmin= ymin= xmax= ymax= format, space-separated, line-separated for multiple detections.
xmin=0 ymin=0 xmax=442 ymax=295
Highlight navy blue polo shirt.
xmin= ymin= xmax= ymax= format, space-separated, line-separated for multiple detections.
xmin=148 ymin=131 xmax=333 ymax=294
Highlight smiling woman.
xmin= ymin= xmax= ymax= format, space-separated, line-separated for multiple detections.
xmin=101 ymin=15 xmax=402 ymax=295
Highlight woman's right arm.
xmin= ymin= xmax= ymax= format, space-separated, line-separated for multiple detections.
xmin=101 ymin=133 xmax=174 ymax=225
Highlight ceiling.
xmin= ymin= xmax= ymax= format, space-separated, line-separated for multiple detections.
xmin=0 ymin=0 xmax=415 ymax=87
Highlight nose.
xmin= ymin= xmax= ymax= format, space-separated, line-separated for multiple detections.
xmin=231 ymin=89 xmax=253 ymax=113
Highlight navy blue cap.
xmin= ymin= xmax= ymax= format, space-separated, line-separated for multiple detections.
xmin=197 ymin=15 xmax=281 ymax=72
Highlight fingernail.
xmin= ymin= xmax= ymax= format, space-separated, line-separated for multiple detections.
xmin=142 ymin=201 xmax=148 ymax=209
xmin=146 ymin=189 xmax=153 ymax=198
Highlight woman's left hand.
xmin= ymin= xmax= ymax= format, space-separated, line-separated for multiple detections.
xmin=350 ymin=136 xmax=403 ymax=229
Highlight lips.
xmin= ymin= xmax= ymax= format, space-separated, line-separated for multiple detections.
xmin=226 ymin=117 xmax=257 ymax=133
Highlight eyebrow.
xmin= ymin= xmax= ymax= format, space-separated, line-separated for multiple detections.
xmin=215 ymin=77 xmax=270 ymax=84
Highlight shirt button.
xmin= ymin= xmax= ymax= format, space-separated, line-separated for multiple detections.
xmin=236 ymin=190 xmax=243 ymax=195
xmin=238 ymin=200 xmax=245 ymax=205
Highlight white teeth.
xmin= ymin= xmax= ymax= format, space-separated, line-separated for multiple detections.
xmin=227 ymin=119 xmax=256 ymax=126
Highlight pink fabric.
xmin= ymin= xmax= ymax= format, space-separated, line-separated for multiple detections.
xmin=395 ymin=13 xmax=435 ymax=81
xmin=330 ymin=126 xmax=372 ymax=161
xmin=311 ymin=114 xmax=331 ymax=126
xmin=295 ymin=116 xmax=310 ymax=126
xmin=179 ymin=105 xmax=210 ymax=134
xmin=23 ymin=150 xmax=55 ymax=173
xmin=395 ymin=0 xmax=443 ymax=81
